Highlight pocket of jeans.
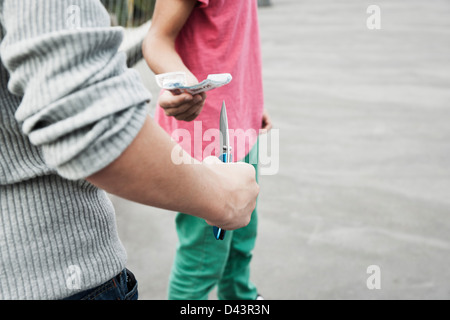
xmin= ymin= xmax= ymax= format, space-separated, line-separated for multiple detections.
xmin=124 ymin=270 xmax=138 ymax=300
xmin=81 ymin=280 xmax=117 ymax=300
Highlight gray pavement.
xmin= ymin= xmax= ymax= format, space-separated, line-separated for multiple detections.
xmin=111 ymin=0 xmax=450 ymax=299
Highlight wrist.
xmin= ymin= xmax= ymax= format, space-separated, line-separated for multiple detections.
xmin=193 ymin=163 xmax=231 ymax=226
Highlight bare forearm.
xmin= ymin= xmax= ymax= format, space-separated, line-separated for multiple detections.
xmin=87 ymin=116 xmax=223 ymax=222
xmin=142 ymin=0 xmax=197 ymax=82
xmin=143 ymin=33 xmax=186 ymax=74
xmin=143 ymin=33 xmax=197 ymax=85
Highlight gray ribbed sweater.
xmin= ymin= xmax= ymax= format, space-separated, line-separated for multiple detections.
xmin=0 ymin=0 xmax=151 ymax=299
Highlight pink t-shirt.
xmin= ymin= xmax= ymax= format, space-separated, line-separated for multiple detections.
xmin=154 ymin=0 xmax=264 ymax=162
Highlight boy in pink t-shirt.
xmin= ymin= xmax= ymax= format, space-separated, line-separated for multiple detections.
xmin=144 ymin=0 xmax=272 ymax=300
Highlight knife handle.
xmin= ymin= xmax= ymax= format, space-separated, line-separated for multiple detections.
xmin=220 ymin=152 xmax=232 ymax=163
xmin=213 ymin=226 xmax=225 ymax=241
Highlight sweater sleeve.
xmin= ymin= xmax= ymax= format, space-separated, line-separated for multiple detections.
xmin=0 ymin=0 xmax=151 ymax=180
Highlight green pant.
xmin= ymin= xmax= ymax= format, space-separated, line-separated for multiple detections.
xmin=168 ymin=142 xmax=259 ymax=300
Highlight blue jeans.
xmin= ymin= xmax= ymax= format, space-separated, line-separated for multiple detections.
xmin=64 ymin=269 xmax=138 ymax=300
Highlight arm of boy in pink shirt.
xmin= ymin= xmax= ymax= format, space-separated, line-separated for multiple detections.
xmin=143 ymin=0 xmax=206 ymax=122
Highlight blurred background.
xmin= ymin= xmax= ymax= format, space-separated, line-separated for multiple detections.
xmin=107 ymin=0 xmax=450 ymax=299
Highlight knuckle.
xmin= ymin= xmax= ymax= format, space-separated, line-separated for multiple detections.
xmin=167 ymin=101 xmax=178 ymax=109
xmin=165 ymin=110 xmax=175 ymax=117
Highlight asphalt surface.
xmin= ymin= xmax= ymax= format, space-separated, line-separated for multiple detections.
xmin=111 ymin=0 xmax=450 ymax=299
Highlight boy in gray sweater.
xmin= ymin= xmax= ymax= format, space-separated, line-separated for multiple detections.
xmin=0 ymin=0 xmax=258 ymax=300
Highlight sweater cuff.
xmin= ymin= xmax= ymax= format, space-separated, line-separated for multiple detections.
xmin=54 ymin=103 xmax=148 ymax=180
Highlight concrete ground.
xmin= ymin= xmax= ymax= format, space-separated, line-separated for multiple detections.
xmin=111 ymin=0 xmax=450 ymax=299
